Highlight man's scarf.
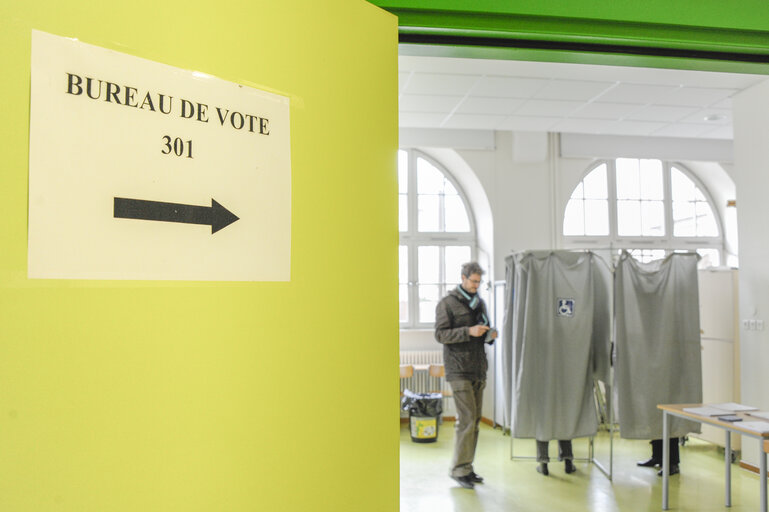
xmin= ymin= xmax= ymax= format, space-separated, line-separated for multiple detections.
xmin=456 ymin=285 xmax=489 ymax=326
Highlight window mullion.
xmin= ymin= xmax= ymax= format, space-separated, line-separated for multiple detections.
xmin=404 ymin=241 xmax=411 ymax=328
xmin=409 ymin=150 xmax=418 ymax=235
xmin=607 ymin=160 xmax=619 ymax=248
xmin=408 ymin=150 xmax=419 ymax=328
xmin=439 ymin=245 xmax=446 ymax=303
xmin=663 ymin=161 xmax=673 ymax=242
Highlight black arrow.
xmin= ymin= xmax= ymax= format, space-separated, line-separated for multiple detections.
xmin=114 ymin=197 xmax=239 ymax=234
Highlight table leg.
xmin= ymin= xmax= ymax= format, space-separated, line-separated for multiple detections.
xmin=663 ymin=411 xmax=669 ymax=510
xmin=725 ymin=430 xmax=731 ymax=507
xmin=761 ymin=440 xmax=767 ymax=512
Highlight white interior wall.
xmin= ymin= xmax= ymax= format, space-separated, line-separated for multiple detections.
xmin=684 ymin=161 xmax=738 ymax=263
xmin=458 ymin=131 xmax=558 ymax=281
xmin=732 ymin=79 xmax=769 ymax=467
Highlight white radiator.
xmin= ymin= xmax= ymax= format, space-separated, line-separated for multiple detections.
xmin=399 ymin=350 xmax=443 ymax=365
xmin=399 ymin=351 xmax=453 ymax=417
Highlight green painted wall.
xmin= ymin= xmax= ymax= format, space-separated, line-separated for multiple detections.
xmin=0 ymin=2 xmax=399 ymax=511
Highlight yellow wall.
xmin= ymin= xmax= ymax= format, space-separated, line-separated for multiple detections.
xmin=0 ymin=2 xmax=399 ymax=511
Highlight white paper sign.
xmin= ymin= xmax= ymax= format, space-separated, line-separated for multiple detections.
xmin=28 ymin=30 xmax=291 ymax=281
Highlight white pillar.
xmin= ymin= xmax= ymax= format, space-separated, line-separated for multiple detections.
xmin=732 ymin=78 xmax=769 ymax=468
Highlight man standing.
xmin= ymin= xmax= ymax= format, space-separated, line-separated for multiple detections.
xmin=434 ymin=262 xmax=497 ymax=489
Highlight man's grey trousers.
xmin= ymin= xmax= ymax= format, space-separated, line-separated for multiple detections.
xmin=448 ymin=379 xmax=485 ymax=478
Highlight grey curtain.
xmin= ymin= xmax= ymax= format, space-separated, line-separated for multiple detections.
xmin=500 ymin=255 xmax=516 ymax=430
xmin=507 ymin=251 xmax=612 ymax=441
xmin=615 ymin=251 xmax=702 ymax=439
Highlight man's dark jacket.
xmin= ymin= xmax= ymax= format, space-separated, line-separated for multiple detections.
xmin=434 ymin=287 xmax=489 ymax=381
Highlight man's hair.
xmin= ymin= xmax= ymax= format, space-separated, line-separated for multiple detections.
xmin=461 ymin=261 xmax=485 ymax=279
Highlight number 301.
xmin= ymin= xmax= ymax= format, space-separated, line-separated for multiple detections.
xmin=161 ymin=136 xmax=193 ymax=158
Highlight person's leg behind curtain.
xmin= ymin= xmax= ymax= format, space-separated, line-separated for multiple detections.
xmin=558 ymin=440 xmax=573 ymax=461
xmin=536 ymin=440 xmax=550 ymax=475
xmin=559 ymin=440 xmax=576 ymax=473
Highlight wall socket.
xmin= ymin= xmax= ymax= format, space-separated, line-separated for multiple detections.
xmin=742 ymin=319 xmax=765 ymax=331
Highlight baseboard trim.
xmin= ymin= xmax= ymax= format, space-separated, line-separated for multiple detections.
xmin=739 ymin=461 xmax=756 ymax=473
xmin=738 ymin=461 xmax=769 ymax=476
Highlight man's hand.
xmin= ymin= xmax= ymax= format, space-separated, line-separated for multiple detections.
xmin=468 ymin=324 xmax=490 ymax=337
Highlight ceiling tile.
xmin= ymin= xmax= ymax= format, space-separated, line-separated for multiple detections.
xmin=651 ymin=124 xmax=713 ymax=138
xmin=497 ymin=116 xmax=559 ymax=132
xmin=551 ymin=118 xmax=618 ymax=134
xmin=399 ymin=94 xmax=463 ymax=113
xmin=395 ymin=55 xmax=769 ymax=140
xmin=515 ymin=99 xmax=582 ymax=117
xmin=456 ymin=97 xmax=526 ymax=115
xmin=608 ymin=120 xmax=669 ymax=136
xmin=398 ymin=112 xmax=448 ymax=128
xmin=405 ymin=73 xmax=479 ymax=96
xmin=597 ymin=83 xmax=678 ymax=104
xmin=625 ymin=105 xmax=699 ymax=122
xmin=534 ymin=79 xmax=616 ymax=101
xmin=471 ymin=76 xmax=550 ymax=98
xmin=399 ymin=55 xmax=766 ymax=90
xmin=710 ymin=97 xmax=733 ymax=109
xmin=655 ymin=87 xmax=736 ymax=107
xmin=569 ymin=102 xmax=641 ymax=120
xmin=442 ymin=113 xmax=508 ymax=130
xmin=680 ymin=108 xmax=732 ymax=124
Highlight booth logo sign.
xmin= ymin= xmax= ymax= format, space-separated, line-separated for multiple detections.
xmin=557 ymin=298 xmax=575 ymax=318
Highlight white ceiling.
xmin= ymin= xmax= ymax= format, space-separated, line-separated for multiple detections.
xmin=399 ymin=56 xmax=769 ymax=139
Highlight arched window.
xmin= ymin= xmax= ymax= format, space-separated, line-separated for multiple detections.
xmin=563 ymin=158 xmax=723 ymax=266
xmin=399 ymin=149 xmax=477 ymax=328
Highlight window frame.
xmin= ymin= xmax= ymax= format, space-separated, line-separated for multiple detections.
xmin=561 ymin=159 xmax=725 ymax=263
xmin=399 ymin=149 xmax=478 ymax=329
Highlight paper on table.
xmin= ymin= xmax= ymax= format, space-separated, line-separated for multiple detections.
xmin=709 ymin=402 xmax=759 ymax=412
xmin=738 ymin=421 xmax=769 ymax=434
xmin=747 ymin=411 xmax=769 ymax=421
xmin=683 ymin=406 xmax=732 ymax=416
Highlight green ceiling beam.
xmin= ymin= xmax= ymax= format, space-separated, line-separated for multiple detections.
xmin=370 ymin=2 xmax=769 ymax=74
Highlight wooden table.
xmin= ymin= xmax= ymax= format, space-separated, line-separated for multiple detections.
xmin=658 ymin=404 xmax=769 ymax=511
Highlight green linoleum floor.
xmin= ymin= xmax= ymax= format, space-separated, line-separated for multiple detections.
xmin=401 ymin=421 xmax=763 ymax=512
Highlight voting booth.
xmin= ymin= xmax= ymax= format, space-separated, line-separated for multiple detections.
xmin=501 ymin=250 xmax=703 ymax=479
